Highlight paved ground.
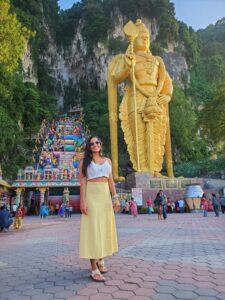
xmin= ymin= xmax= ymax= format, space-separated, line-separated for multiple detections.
xmin=0 ymin=212 xmax=225 ymax=300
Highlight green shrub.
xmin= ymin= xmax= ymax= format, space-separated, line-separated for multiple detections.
xmin=139 ymin=207 xmax=149 ymax=214
xmin=174 ymin=158 xmax=225 ymax=177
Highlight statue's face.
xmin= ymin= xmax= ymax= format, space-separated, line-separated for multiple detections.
xmin=134 ymin=31 xmax=150 ymax=52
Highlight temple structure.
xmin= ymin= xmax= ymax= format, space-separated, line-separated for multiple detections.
xmin=12 ymin=107 xmax=86 ymax=214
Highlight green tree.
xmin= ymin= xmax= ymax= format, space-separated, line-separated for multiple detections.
xmin=202 ymin=55 xmax=225 ymax=84
xmin=200 ymin=83 xmax=225 ymax=143
xmin=80 ymin=89 xmax=110 ymax=147
xmin=0 ymin=106 xmax=19 ymax=161
xmin=0 ymin=0 xmax=57 ymax=178
xmin=81 ymin=0 xmax=112 ymax=51
xmin=0 ymin=0 xmax=32 ymax=74
xmin=170 ymin=84 xmax=208 ymax=162
xmin=22 ymin=84 xmax=40 ymax=134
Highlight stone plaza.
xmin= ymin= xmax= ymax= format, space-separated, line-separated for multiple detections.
xmin=0 ymin=213 xmax=225 ymax=300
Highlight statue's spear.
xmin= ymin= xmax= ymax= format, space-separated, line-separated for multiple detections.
xmin=123 ymin=21 xmax=141 ymax=172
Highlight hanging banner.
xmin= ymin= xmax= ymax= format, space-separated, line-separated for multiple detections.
xmin=131 ymin=188 xmax=143 ymax=206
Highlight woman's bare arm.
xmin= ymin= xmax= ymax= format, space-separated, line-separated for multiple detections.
xmin=107 ymin=158 xmax=120 ymax=212
xmin=79 ymin=160 xmax=88 ymax=215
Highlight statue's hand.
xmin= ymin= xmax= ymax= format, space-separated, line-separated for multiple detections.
xmin=125 ymin=47 xmax=135 ymax=68
xmin=158 ymin=94 xmax=171 ymax=105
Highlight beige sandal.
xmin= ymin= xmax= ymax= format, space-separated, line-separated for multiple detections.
xmin=90 ymin=268 xmax=105 ymax=282
xmin=96 ymin=259 xmax=108 ymax=274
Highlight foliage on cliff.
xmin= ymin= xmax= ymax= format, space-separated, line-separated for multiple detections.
xmin=11 ymin=0 xmax=59 ymax=94
xmin=0 ymin=0 xmax=57 ymax=178
xmin=0 ymin=0 xmax=33 ymax=74
xmin=57 ymin=0 xmax=112 ymax=50
xmin=200 ymin=83 xmax=225 ymax=144
xmin=187 ymin=19 xmax=225 ymax=148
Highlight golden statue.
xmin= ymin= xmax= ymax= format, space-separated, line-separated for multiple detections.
xmin=108 ymin=20 xmax=174 ymax=180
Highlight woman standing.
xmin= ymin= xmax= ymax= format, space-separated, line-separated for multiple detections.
xmin=130 ymin=197 xmax=138 ymax=217
xmin=124 ymin=200 xmax=130 ymax=214
xmin=212 ymin=193 xmax=219 ymax=217
xmin=201 ymin=193 xmax=209 ymax=217
xmin=154 ymin=192 xmax=163 ymax=220
xmin=146 ymin=197 xmax=153 ymax=215
xmin=79 ymin=136 xmax=120 ymax=282
xmin=40 ymin=203 xmax=48 ymax=219
xmin=58 ymin=204 xmax=65 ymax=217
xmin=14 ymin=205 xmax=23 ymax=229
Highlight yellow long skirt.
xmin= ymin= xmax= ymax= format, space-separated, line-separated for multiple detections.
xmin=79 ymin=182 xmax=118 ymax=259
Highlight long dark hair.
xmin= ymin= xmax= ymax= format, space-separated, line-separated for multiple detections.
xmin=82 ymin=136 xmax=102 ymax=176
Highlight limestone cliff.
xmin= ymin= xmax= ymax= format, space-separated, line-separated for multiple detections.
xmin=23 ymin=9 xmax=190 ymax=108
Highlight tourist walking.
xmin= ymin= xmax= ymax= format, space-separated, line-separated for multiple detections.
xmin=121 ymin=198 xmax=126 ymax=213
xmin=146 ymin=197 xmax=153 ymax=214
xmin=130 ymin=197 xmax=138 ymax=217
xmin=21 ymin=205 xmax=26 ymax=219
xmin=220 ymin=196 xmax=225 ymax=214
xmin=124 ymin=200 xmax=130 ymax=214
xmin=154 ymin=192 xmax=163 ymax=220
xmin=40 ymin=203 xmax=48 ymax=219
xmin=69 ymin=205 xmax=73 ymax=217
xmin=0 ymin=205 xmax=13 ymax=232
xmin=12 ymin=203 xmax=17 ymax=217
xmin=201 ymin=193 xmax=209 ymax=217
xmin=212 ymin=193 xmax=219 ymax=217
xmin=49 ymin=202 xmax=55 ymax=215
xmin=65 ymin=201 xmax=70 ymax=218
xmin=55 ymin=203 xmax=59 ymax=215
xmin=79 ymin=136 xmax=120 ymax=282
xmin=167 ymin=197 xmax=173 ymax=213
xmin=178 ymin=199 xmax=185 ymax=213
xmin=14 ymin=205 xmax=23 ymax=229
xmin=58 ymin=204 xmax=65 ymax=217
xmin=175 ymin=200 xmax=179 ymax=213
xmin=160 ymin=190 xmax=167 ymax=219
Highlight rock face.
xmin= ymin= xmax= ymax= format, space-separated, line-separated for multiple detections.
xmin=24 ymin=11 xmax=189 ymax=108
xmin=163 ymin=42 xmax=190 ymax=85
xmin=22 ymin=44 xmax=38 ymax=85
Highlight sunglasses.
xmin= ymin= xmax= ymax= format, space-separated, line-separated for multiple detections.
xmin=89 ymin=141 xmax=100 ymax=146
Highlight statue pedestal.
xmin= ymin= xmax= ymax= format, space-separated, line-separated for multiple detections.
xmin=125 ymin=172 xmax=155 ymax=189
xmin=122 ymin=172 xmax=225 ymax=210
xmin=125 ymin=172 xmax=203 ymax=190
xmin=124 ymin=172 xmax=203 ymax=208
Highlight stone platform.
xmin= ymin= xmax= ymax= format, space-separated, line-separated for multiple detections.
xmin=0 ymin=213 xmax=225 ymax=300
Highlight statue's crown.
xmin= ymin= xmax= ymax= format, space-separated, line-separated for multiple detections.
xmin=135 ymin=19 xmax=150 ymax=36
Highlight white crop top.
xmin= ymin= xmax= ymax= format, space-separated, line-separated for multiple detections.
xmin=87 ymin=160 xmax=111 ymax=180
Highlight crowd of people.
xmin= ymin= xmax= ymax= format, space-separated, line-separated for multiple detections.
xmin=39 ymin=201 xmax=74 ymax=219
xmin=120 ymin=190 xmax=183 ymax=220
xmin=1 ymin=191 xmax=224 ymax=233
xmin=0 ymin=199 xmax=76 ymax=232
xmin=119 ymin=190 xmax=224 ymax=220
xmin=200 ymin=193 xmax=223 ymax=217
xmin=58 ymin=202 xmax=73 ymax=218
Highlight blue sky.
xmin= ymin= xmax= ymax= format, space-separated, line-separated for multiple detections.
xmin=172 ymin=0 xmax=225 ymax=30
xmin=58 ymin=0 xmax=225 ymax=30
